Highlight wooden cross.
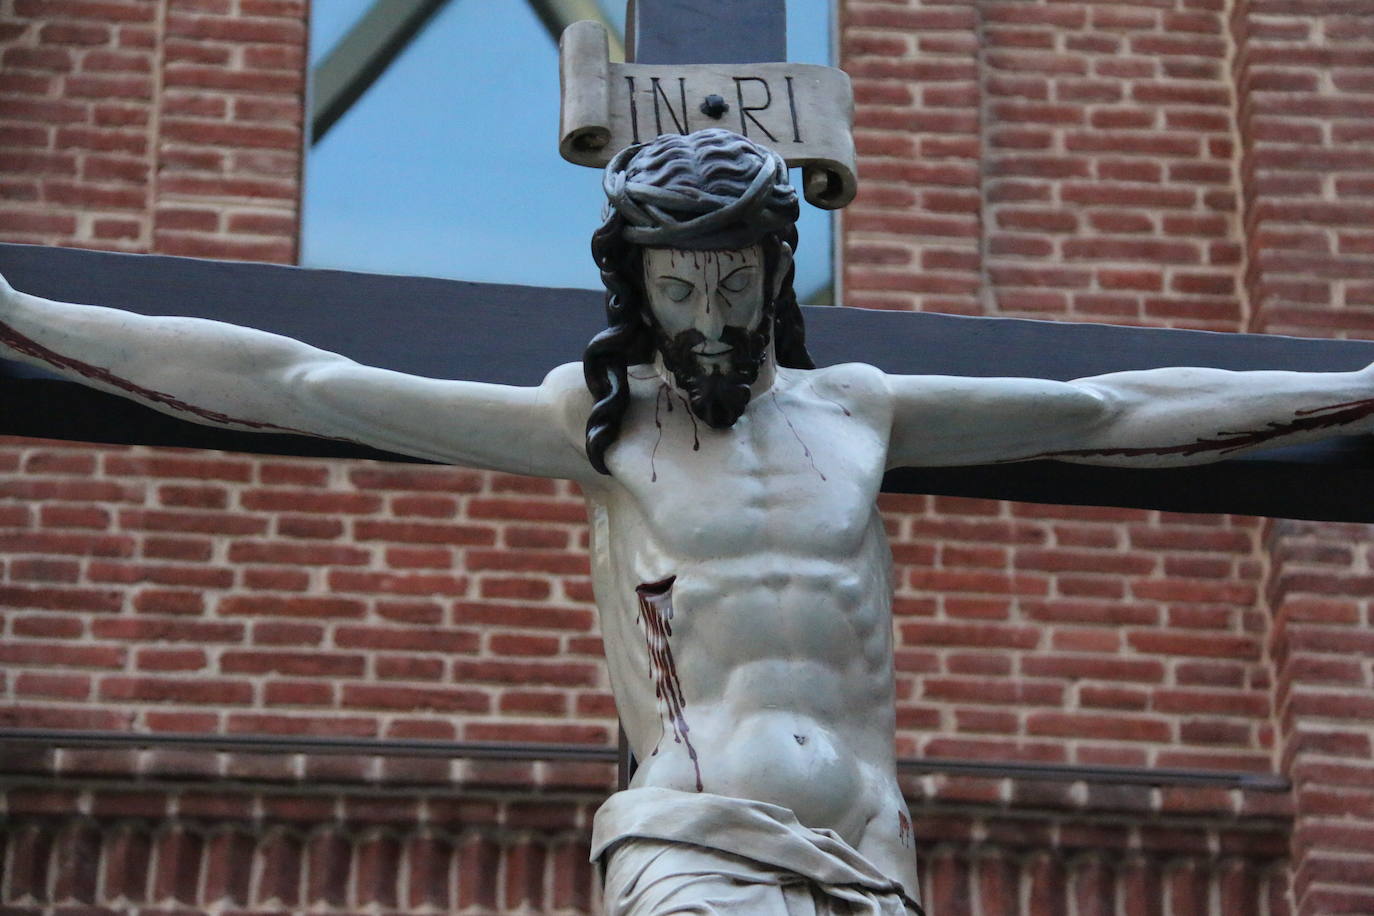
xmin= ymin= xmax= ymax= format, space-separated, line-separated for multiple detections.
xmin=3 ymin=0 xmax=1374 ymax=523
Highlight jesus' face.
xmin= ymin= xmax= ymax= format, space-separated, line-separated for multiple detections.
xmin=642 ymin=245 xmax=770 ymax=429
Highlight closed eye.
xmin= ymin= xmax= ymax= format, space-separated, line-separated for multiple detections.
xmin=658 ymin=277 xmax=694 ymax=302
xmin=720 ymin=267 xmax=755 ymax=293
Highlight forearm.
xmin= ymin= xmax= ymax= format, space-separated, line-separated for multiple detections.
xmin=1045 ymin=367 xmax=1374 ymax=467
xmin=1 ymin=284 xmax=343 ymax=435
xmin=888 ymin=366 xmax=1374 ymax=470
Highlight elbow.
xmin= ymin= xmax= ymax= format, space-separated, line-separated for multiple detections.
xmin=282 ymin=359 xmax=323 ymax=392
xmin=279 ymin=358 xmax=340 ymax=413
xmin=1070 ymin=382 xmax=1121 ymax=430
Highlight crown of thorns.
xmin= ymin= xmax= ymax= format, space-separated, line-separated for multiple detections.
xmin=603 ymin=129 xmax=798 ymax=250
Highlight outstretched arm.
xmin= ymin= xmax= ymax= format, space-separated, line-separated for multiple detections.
xmin=886 ymin=365 xmax=1374 ymax=469
xmin=0 ymin=273 xmax=596 ymax=482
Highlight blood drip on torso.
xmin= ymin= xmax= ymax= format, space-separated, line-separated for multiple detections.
xmin=635 ymin=575 xmax=703 ymax=792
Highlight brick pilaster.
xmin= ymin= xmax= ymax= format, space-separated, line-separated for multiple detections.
xmin=1233 ymin=2 xmax=1374 ymax=912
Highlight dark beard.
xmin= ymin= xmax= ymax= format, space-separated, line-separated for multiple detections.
xmin=657 ymin=321 xmax=770 ymax=429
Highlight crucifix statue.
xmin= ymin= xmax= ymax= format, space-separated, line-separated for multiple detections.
xmin=6 ymin=121 xmax=1374 ymax=913
xmin=5 ymin=3 xmax=1374 ymax=915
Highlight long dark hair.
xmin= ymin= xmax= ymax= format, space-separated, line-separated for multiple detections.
xmin=582 ymin=219 xmax=814 ymax=476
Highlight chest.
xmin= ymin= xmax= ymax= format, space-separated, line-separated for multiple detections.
xmin=605 ymin=384 xmax=888 ymax=560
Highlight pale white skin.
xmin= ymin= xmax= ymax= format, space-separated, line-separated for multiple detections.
xmin=4 ymin=257 xmax=1374 ymax=897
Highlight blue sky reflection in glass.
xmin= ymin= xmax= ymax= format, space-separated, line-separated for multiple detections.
xmin=303 ymin=1 xmax=835 ymax=301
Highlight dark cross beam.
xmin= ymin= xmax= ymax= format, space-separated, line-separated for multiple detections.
xmin=4 ymin=243 xmax=1374 ymax=522
xmin=626 ymin=0 xmax=785 ymax=63
xmin=4 ymin=0 xmax=1374 ymax=523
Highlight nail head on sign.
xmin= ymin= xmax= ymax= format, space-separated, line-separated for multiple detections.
xmin=700 ymin=94 xmax=729 ymax=119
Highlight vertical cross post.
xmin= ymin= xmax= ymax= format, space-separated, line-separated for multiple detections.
xmin=626 ymin=0 xmax=785 ymax=64
xmin=612 ymin=0 xmax=792 ymax=789
xmin=560 ymin=0 xmax=855 ymax=207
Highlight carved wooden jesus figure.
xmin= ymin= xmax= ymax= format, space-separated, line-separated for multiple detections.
xmin=6 ymin=129 xmax=1374 ymax=914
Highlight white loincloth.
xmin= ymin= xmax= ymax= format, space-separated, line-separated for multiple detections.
xmin=591 ymin=788 xmax=925 ymax=915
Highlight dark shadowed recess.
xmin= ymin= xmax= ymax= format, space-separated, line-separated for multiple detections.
xmin=3 ymin=243 xmax=1374 ymax=521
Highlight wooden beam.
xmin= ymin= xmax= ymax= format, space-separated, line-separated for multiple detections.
xmin=3 ymin=243 xmax=1374 ymax=521
xmin=627 ymin=0 xmax=785 ymax=64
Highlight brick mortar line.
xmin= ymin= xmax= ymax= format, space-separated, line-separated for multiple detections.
xmin=148 ymin=0 xmax=169 ymax=253
xmin=290 ymin=0 xmax=308 ymax=265
xmin=1227 ymin=0 xmax=1257 ymax=334
xmin=975 ymin=0 xmax=999 ymax=318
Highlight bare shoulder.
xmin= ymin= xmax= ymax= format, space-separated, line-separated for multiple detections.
xmin=804 ymin=361 xmax=887 ymax=393
xmin=532 ymin=362 xmax=598 ymax=477
xmin=796 ymin=362 xmax=892 ymax=415
xmin=537 ymin=361 xmax=593 ymax=427
xmin=539 ymin=361 xmax=592 ymax=401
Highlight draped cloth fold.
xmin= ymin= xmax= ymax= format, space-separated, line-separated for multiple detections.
xmin=591 ymin=788 xmax=925 ymax=915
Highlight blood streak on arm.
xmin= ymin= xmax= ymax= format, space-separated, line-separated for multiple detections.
xmin=1026 ymin=396 xmax=1374 ymax=462
xmin=635 ymin=575 xmax=703 ymax=792
xmin=0 ymin=319 xmax=317 ymax=437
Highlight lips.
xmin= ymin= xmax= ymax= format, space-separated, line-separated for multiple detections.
xmin=655 ymin=322 xmax=767 ymax=431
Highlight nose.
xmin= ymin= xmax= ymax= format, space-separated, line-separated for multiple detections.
xmin=694 ymin=292 xmax=727 ymax=339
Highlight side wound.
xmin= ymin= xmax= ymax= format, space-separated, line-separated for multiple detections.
xmin=635 ymin=575 xmax=703 ymax=792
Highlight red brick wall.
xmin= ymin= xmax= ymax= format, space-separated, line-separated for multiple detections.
xmin=1233 ymin=3 xmax=1374 ymax=913
xmin=0 ymin=3 xmax=615 ymax=910
xmin=838 ymin=1 xmax=1372 ymax=913
xmin=0 ymin=0 xmax=613 ymax=749
xmin=845 ymin=0 xmax=1272 ymax=774
xmin=0 ymin=0 xmax=302 ymax=260
xmin=0 ymin=757 xmax=1293 ymax=914
xmin=844 ymin=0 xmax=1243 ymax=330
xmin=3 ymin=0 xmax=1373 ymax=913
xmin=0 ymin=452 xmax=610 ymax=746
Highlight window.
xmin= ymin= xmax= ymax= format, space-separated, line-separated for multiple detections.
xmin=303 ymin=1 xmax=835 ymax=301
